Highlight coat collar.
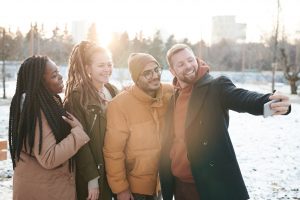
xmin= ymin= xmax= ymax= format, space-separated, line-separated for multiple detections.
xmin=194 ymin=73 xmax=214 ymax=88
xmin=129 ymin=84 xmax=164 ymax=108
xmin=74 ymin=84 xmax=115 ymax=108
xmin=185 ymin=73 xmax=213 ymax=129
xmin=167 ymin=74 xmax=213 ymax=130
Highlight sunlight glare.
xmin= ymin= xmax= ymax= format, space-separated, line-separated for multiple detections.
xmin=98 ymin=31 xmax=112 ymax=47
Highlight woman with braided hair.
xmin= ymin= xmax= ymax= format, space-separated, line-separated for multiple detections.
xmin=64 ymin=41 xmax=118 ymax=200
xmin=9 ymin=55 xmax=90 ymax=200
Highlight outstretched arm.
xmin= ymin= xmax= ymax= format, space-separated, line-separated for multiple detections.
xmin=218 ymin=76 xmax=291 ymax=116
xmin=218 ymin=76 xmax=270 ymax=115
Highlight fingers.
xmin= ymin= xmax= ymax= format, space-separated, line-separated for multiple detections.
xmin=268 ymin=92 xmax=291 ymax=115
xmin=62 ymin=116 xmax=72 ymax=124
xmin=270 ymin=101 xmax=290 ymax=108
xmin=67 ymin=112 xmax=84 ymax=129
xmin=62 ymin=115 xmax=77 ymax=128
xmin=87 ymin=189 xmax=99 ymax=200
xmin=86 ymin=193 xmax=96 ymax=200
xmin=269 ymin=92 xmax=289 ymax=101
xmin=271 ymin=106 xmax=290 ymax=115
xmin=87 ymin=192 xmax=92 ymax=200
xmin=62 ymin=111 xmax=84 ymax=129
xmin=66 ymin=111 xmax=76 ymax=120
xmin=66 ymin=111 xmax=75 ymax=120
xmin=117 ymin=189 xmax=132 ymax=200
xmin=273 ymin=110 xmax=289 ymax=115
xmin=270 ymin=101 xmax=290 ymax=115
xmin=130 ymin=194 xmax=134 ymax=200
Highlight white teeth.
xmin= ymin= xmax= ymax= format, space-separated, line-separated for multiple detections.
xmin=186 ymin=69 xmax=194 ymax=75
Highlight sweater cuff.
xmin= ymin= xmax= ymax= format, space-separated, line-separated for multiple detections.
xmin=88 ymin=176 xmax=100 ymax=189
xmin=71 ymin=126 xmax=90 ymax=145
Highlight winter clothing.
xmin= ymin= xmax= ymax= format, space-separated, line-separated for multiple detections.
xmin=13 ymin=111 xmax=90 ymax=200
xmin=170 ymin=62 xmax=209 ymax=183
xmin=174 ymin=178 xmax=200 ymax=200
xmin=160 ymin=73 xmax=274 ymax=200
xmin=64 ymin=83 xmax=118 ymax=200
xmin=128 ymin=53 xmax=159 ymax=83
xmin=103 ymin=84 xmax=173 ymax=195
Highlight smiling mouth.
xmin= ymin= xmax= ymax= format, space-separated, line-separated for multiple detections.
xmin=185 ymin=68 xmax=195 ymax=76
xmin=147 ymin=77 xmax=159 ymax=83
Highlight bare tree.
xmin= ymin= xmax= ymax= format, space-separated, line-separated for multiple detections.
xmin=280 ymin=48 xmax=300 ymax=94
xmin=271 ymin=0 xmax=281 ymax=92
xmin=87 ymin=23 xmax=98 ymax=44
xmin=0 ymin=27 xmax=9 ymax=99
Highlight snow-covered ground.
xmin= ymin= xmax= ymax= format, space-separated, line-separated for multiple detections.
xmin=0 ymin=72 xmax=299 ymax=200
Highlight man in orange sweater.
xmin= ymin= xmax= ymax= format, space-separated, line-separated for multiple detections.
xmin=159 ymin=44 xmax=291 ymax=200
xmin=103 ymin=53 xmax=173 ymax=200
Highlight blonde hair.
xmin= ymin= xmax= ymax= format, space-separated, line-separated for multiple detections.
xmin=64 ymin=41 xmax=112 ymax=109
xmin=166 ymin=43 xmax=194 ymax=68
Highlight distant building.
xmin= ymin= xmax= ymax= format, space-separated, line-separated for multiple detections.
xmin=71 ymin=20 xmax=89 ymax=44
xmin=211 ymin=16 xmax=246 ymax=44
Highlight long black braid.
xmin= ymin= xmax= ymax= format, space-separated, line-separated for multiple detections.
xmin=8 ymin=55 xmax=71 ymax=169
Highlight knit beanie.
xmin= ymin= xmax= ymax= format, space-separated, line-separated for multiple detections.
xmin=128 ymin=53 xmax=159 ymax=83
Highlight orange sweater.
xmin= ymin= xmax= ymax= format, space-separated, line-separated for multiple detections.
xmin=170 ymin=85 xmax=195 ymax=183
xmin=170 ymin=60 xmax=209 ymax=183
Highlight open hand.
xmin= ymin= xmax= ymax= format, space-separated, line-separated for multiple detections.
xmin=117 ymin=189 xmax=134 ymax=200
xmin=87 ymin=187 xmax=99 ymax=200
xmin=62 ymin=112 xmax=83 ymax=129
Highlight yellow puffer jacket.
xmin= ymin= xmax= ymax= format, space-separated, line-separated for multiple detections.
xmin=103 ymin=84 xmax=173 ymax=195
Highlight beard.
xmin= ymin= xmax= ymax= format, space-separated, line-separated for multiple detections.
xmin=148 ymin=77 xmax=161 ymax=89
xmin=179 ymin=67 xmax=197 ymax=84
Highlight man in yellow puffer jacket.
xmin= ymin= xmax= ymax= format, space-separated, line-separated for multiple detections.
xmin=103 ymin=53 xmax=173 ymax=200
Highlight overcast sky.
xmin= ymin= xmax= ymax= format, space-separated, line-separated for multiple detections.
xmin=1 ymin=0 xmax=299 ymax=45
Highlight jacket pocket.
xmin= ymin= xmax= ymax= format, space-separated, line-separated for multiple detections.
xmin=127 ymin=155 xmax=159 ymax=176
xmin=128 ymin=120 xmax=160 ymax=150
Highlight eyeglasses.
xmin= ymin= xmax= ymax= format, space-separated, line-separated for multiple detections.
xmin=141 ymin=66 xmax=162 ymax=80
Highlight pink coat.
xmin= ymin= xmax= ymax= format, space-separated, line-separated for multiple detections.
xmin=13 ymin=111 xmax=89 ymax=200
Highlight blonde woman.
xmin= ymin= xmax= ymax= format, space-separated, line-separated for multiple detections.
xmin=64 ymin=41 xmax=118 ymax=200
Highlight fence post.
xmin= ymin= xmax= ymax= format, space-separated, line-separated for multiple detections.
xmin=0 ymin=139 xmax=7 ymax=161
